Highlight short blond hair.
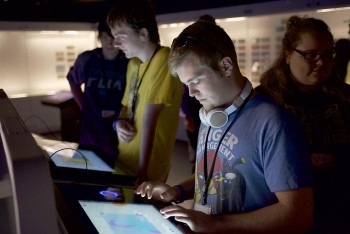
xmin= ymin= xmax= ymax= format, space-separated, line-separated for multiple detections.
xmin=168 ymin=21 xmax=238 ymax=77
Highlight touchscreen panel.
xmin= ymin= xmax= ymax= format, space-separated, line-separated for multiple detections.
xmin=33 ymin=135 xmax=115 ymax=172
xmin=78 ymin=201 xmax=182 ymax=234
xmin=49 ymin=149 xmax=115 ymax=172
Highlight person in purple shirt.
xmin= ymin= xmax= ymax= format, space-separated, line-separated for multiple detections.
xmin=67 ymin=20 xmax=128 ymax=166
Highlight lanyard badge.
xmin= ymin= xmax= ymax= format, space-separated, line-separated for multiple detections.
xmin=194 ymin=203 xmax=212 ymax=215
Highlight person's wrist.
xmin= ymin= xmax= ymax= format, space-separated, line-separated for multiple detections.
xmin=173 ymin=184 xmax=186 ymax=204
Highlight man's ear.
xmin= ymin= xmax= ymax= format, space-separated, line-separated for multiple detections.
xmin=139 ymin=28 xmax=148 ymax=41
xmin=221 ymin=57 xmax=233 ymax=77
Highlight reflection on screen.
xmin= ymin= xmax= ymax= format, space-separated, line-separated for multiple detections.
xmin=78 ymin=201 xmax=182 ymax=234
xmin=49 ymin=148 xmax=114 ymax=172
xmin=33 ymin=135 xmax=115 ymax=172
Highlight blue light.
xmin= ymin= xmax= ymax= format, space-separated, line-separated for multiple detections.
xmin=99 ymin=190 xmax=120 ymax=198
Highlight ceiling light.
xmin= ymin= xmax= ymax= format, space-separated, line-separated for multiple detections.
xmin=317 ymin=6 xmax=350 ymax=12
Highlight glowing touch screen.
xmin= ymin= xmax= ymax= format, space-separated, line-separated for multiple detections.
xmin=78 ymin=201 xmax=182 ymax=234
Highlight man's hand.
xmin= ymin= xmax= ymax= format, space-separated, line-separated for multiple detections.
xmin=136 ymin=181 xmax=177 ymax=203
xmin=160 ymin=205 xmax=216 ymax=233
xmin=115 ymin=119 xmax=136 ymax=143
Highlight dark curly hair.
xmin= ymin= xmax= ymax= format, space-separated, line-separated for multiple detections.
xmin=97 ymin=19 xmax=113 ymax=39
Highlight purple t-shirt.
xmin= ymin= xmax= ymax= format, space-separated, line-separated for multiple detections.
xmin=67 ymin=48 xmax=128 ymax=159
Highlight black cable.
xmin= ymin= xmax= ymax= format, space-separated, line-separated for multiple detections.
xmin=24 ymin=115 xmax=60 ymax=141
xmin=48 ymin=147 xmax=88 ymax=170
xmin=48 ymin=147 xmax=123 ymax=189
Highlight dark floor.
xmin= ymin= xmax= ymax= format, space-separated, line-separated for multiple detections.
xmin=167 ymin=140 xmax=193 ymax=186
xmin=167 ymin=140 xmax=194 ymax=208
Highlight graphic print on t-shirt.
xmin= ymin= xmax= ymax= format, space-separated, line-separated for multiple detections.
xmin=195 ymin=127 xmax=246 ymax=214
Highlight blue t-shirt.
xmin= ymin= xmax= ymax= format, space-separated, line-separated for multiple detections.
xmin=67 ymin=48 xmax=128 ymax=159
xmin=194 ymin=94 xmax=312 ymax=215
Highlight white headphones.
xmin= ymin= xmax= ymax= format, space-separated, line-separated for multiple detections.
xmin=199 ymin=78 xmax=252 ymax=128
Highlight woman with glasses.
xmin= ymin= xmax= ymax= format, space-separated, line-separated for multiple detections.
xmin=257 ymin=15 xmax=350 ymax=234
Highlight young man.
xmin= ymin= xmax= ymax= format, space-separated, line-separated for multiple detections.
xmin=136 ymin=21 xmax=314 ymax=233
xmin=180 ymin=14 xmax=217 ymax=173
xmin=67 ymin=20 xmax=128 ymax=166
xmin=107 ymin=0 xmax=183 ymax=183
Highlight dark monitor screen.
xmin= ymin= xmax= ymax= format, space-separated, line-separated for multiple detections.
xmin=0 ymin=89 xmax=59 ymax=234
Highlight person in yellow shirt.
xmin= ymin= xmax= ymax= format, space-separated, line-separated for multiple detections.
xmin=345 ymin=61 xmax=350 ymax=84
xmin=107 ymin=0 xmax=183 ymax=183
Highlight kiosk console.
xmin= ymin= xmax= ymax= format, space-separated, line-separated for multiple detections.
xmin=0 ymin=89 xmax=59 ymax=234
xmin=0 ymin=88 xmax=185 ymax=234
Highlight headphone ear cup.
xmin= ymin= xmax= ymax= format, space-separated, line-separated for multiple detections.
xmin=199 ymin=107 xmax=228 ymax=128
xmin=207 ymin=109 xmax=228 ymax=128
xmin=199 ymin=107 xmax=209 ymax=126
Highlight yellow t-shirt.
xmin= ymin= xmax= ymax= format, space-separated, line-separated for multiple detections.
xmin=345 ymin=61 xmax=350 ymax=85
xmin=117 ymin=46 xmax=183 ymax=182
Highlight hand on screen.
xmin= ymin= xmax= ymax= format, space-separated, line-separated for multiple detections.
xmin=136 ymin=181 xmax=176 ymax=203
xmin=160 ymin=205 xmax=214 ymax=233
xmin=115 ymin=119 xmax=136 ymax=143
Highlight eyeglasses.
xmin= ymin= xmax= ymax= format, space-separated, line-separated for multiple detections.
xmin=293 ymin=48 xmax=336 ymax=63
xmin=171 ymin=35 xmax=200 ymax=49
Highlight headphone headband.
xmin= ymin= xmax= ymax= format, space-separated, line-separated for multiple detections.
xmin=224 ymin=79 xmax=252 ymax=115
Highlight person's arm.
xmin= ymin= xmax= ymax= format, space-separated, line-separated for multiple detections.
xmin=69 ymin=82 xmax=83 ymax=110
xmin=218 ymin=187 xmax=313 ymax=233
xmin=172 ymin=174 xmax=195 ymax=202
xmin=138 ymin=103 xmax=164 ymax=183
xmin=66 ymin=52 xmax=90 ymax=110
xmin=114 ymin=106 xmax=136 ymax=143
xmin=161 ymin=187 xmax=313 ymax=234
